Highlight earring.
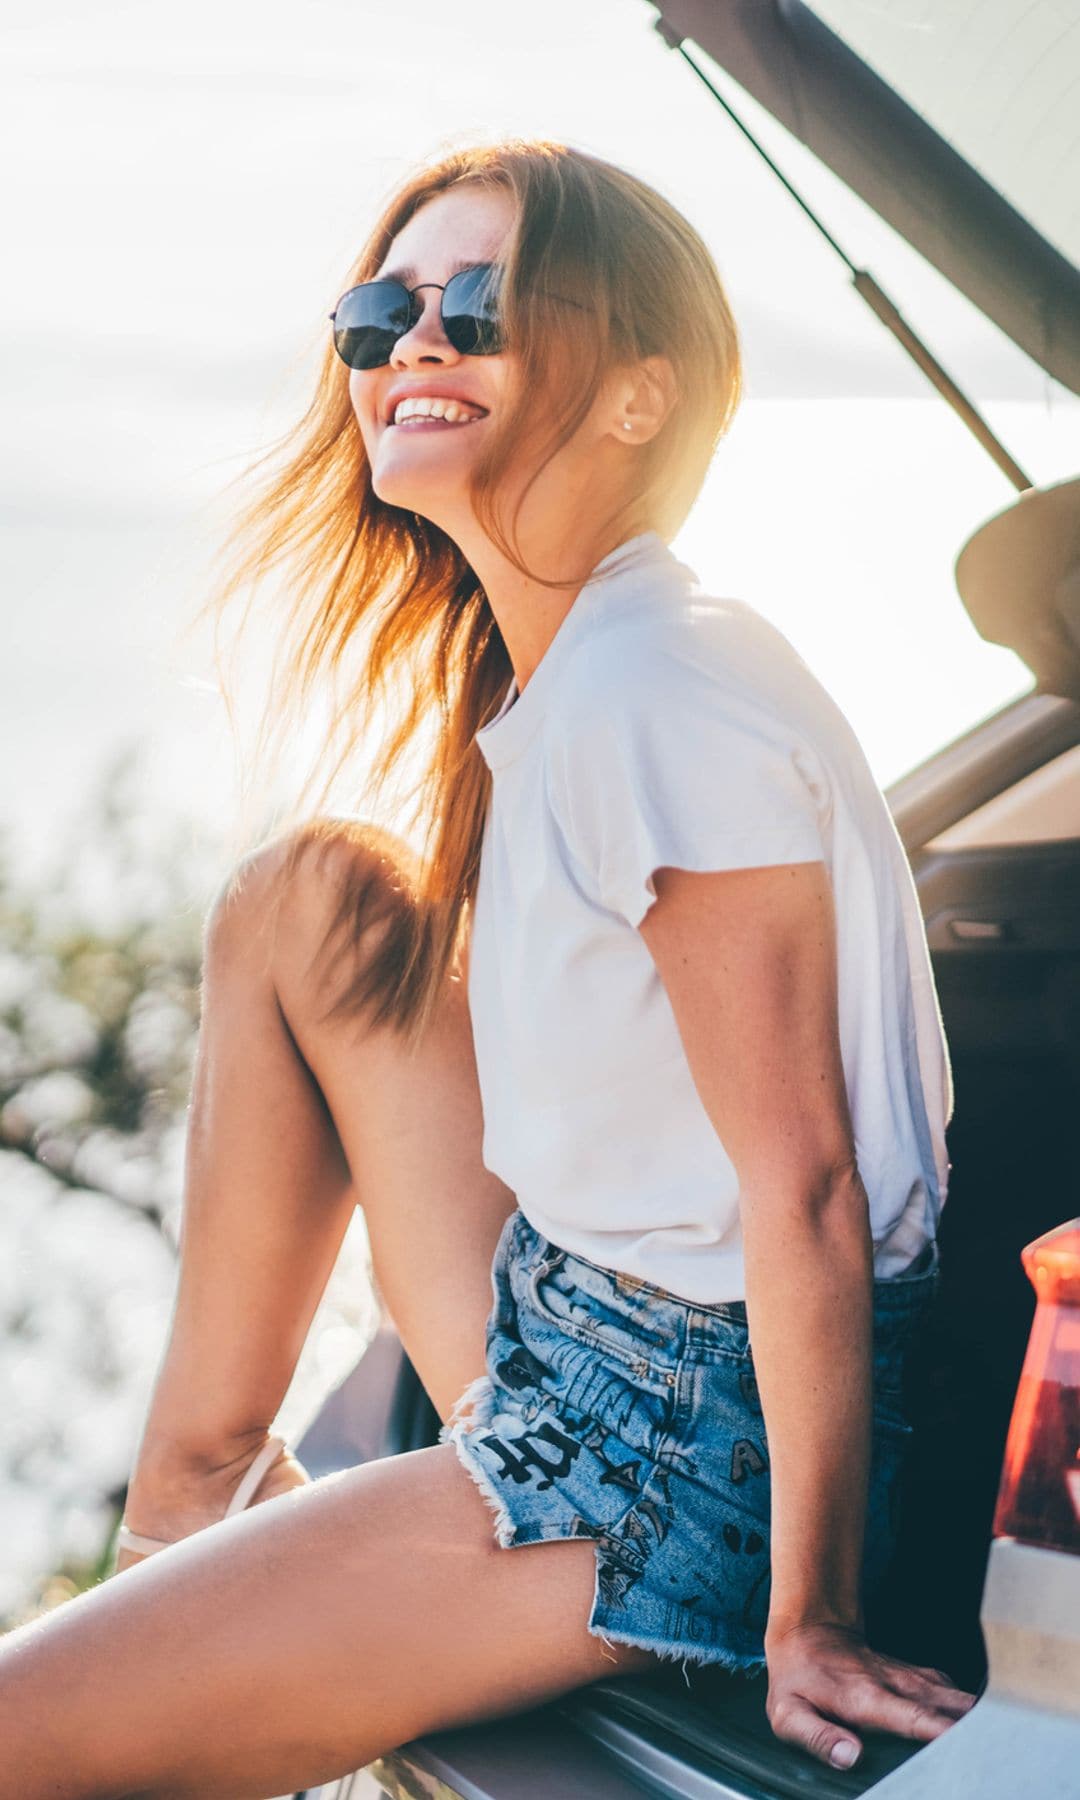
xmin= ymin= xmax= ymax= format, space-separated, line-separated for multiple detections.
xmin=622 ymin=420 xmax=633 ymax=432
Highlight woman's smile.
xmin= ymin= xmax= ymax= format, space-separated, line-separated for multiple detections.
xmin=385 ymin=384 xmax=491 ymax=428
xmin=390 ymin=406 xmax=488 ymax=430
xmin=392 ymin=416 xmax=484 ymax=430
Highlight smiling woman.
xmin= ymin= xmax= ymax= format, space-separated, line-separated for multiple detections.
xmin=0 ymin=137 xmax=974 ymax=1798
xmin=190 ymin=139 xmax=742 ymax=1045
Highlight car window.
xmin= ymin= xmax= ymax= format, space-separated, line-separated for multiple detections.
xmin=808 ymin=0 xmax=1079 ymax=270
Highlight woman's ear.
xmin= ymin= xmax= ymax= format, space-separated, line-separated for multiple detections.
xmin=616 ymin=354 xmax=679 ymax=444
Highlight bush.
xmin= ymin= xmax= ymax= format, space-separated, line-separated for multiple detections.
xmin=0 ymin=751 xmax=377 ymax=1626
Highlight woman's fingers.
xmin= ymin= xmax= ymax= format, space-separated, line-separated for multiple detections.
xmin=770 ymin=1676 xmax=973 ymax=1771
xmin=765 ymin=1634 xmax=980 ymax=1769
xmin=770 ymin=1678 xmax=952 ymax=1770
xmin=768 ymin=1693 xmax=865 ymax=1771
xmin=836 ymin=1677 xmax=964 ymax=1740
xmin=881 ymin=1657 xmax=977 ymax=1720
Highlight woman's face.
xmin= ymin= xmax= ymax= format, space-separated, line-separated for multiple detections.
xmin=349 ymin=184 xmax=519 ymax=526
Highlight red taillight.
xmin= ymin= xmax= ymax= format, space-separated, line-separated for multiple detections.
xmin=993 ymin=1220 xmax=1080 ymax=1556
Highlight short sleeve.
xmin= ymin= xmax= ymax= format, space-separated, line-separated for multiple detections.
xmin=548 ymin=638 xmax=827 ymax=929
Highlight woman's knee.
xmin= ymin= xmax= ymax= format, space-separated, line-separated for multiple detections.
xmin=208 ymin=818 xmax=411 ymax=941
xmin=205 ymin=817 xmax=420 ymax=1030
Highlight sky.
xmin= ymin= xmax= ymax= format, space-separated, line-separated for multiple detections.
xmin=3 ymin=0 xmax=1078 ymax=890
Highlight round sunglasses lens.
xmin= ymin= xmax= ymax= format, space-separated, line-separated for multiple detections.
xmin=442 ymin=264 xmax=502 ymax=356
xmin=331 ymin=282 xmax=413 ymax=369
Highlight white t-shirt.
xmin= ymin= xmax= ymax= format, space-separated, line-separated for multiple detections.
xmin=467 ymin=529 xmax=953 ymax=1304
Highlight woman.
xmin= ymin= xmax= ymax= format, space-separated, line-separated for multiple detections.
xmin=0 ymin=138 xmax=975 ymax=1795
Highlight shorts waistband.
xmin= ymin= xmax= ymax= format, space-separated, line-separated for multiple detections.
xmin=509 ymin=1210 xmax=939 ymax=1350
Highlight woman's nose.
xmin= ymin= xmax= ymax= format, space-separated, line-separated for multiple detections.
xmin=390 ymin=290 xmax=459 ymax=367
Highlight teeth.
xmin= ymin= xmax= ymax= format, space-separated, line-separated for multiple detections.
xmin=392 ymin=395 xmax=486 ymax=425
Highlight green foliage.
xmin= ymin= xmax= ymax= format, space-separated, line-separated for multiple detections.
xmin=0 ymin=747 xmax=227 ymax=1219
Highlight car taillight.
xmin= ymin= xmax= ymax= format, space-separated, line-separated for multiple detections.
xmin=993 ymin=1219 xmax=1080 ymax=1556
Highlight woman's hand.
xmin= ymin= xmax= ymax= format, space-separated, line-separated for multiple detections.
xmin=764 ymin=1621 xmax=977 ymax=1770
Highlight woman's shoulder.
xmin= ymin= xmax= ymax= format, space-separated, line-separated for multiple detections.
xmin=542 ymin=584 xmax=834 ymax=922
xmin=555 ymin=580 xmax=827 ymax=750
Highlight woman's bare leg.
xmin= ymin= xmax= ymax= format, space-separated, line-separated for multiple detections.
xmin=120 ymin=818 xmax=516 ymax=1560
xmin=1 ymin=1442 xmax=657 ymax=1799
xmin=0 ymin=819 xmax=657 ymax=1796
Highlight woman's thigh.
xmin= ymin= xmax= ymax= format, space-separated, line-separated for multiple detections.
xmin=3 ymin=1443 xmax=656 ymax=1800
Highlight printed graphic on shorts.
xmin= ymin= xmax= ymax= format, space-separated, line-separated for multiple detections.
xmin=669 ymin=1516 xmax=771 ymax=1640
xmin=572 ymin=1512 xmax=651 ymax=1609
xmin=571 ymin=1464 xmax=677 ymax=1614
xmin=738 ymin=1368 xmax=762 ymax=1413
xmin=493 ymin=1345 xmax=550 ymax=1392
xmin=730 ymin=1437 xmax=769 ymax=1485
xmin=599 ymin=1458 xmax=644 ymax=1494
xmin=461 ymin=1210 xmax=918 ymax=1675
xmin=473 ymin=1416 xmax=582 ymax=1490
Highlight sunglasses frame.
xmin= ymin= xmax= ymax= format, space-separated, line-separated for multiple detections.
xmin=328 ymin=262 xmax=503 ymax=370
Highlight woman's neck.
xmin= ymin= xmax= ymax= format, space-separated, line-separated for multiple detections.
xmin=451 ymin=513 xmax=643 ymax=696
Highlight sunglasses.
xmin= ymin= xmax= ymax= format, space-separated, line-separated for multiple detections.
xmin=329 ymin=262 xmax=503 ymax=371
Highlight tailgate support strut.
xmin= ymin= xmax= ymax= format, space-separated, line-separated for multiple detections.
xmin=655 ymin=19 xmax=1034 ymax=494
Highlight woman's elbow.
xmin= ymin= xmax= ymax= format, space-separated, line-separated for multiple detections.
xmin=740 ymin=1149 xmax=870 ymax=1238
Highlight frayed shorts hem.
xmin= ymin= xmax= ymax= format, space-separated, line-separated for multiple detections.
xmin=439 ymin=1210 xmax=936 ymax=1689
xmin=440 ymin=1371 xmax=768 ymax=1686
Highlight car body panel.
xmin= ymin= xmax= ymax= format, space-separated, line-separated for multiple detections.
xmin=367 ymin=1710 xmax=664 ymax=1800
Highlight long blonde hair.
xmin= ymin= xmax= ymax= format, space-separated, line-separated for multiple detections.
xmin=197 ymin=137 xmax=742 ymax=1045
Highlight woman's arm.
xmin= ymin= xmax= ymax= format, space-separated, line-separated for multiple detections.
xmin=638 ymin=858 xmax=975 ymax=1772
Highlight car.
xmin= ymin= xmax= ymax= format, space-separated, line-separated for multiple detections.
xmin=291 ymin=3 xmax=1080 ymax=1793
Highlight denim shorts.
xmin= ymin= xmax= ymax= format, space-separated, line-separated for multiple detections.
xmin=439 ymin=1208 xmax=940 ymax=1679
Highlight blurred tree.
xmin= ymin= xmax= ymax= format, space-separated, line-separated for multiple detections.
xmin=0 ymin=750 xmax=209 ymax=1237
xmin=0 ymin=755 xmax=377 ymax=1628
